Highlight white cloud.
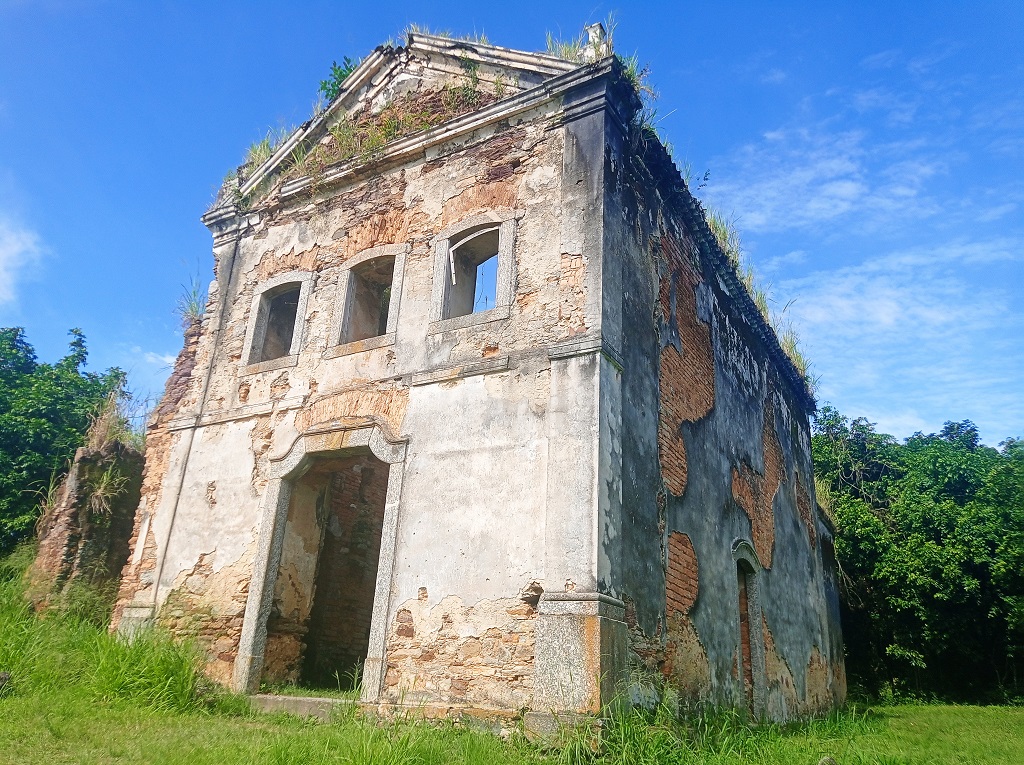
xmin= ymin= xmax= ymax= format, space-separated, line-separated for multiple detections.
xmin=144 ymin=351 xmax=177 ymax=366
xmin=852 ymin=87 xmax=919 ymax=124
xmin=860 ymin=50 xmax=901 ymax=70
xmin=129 ymin=345 xmax=176 ymax=367
xmin=780 ymin=239 xmax=1024 ymax=441
xmin=762 ymin=249 xmax=807 ymax=272
xmin=703 ymin=122 xmax=951 ymax=234
xmin=977 ymin=202 xmax=1017 ymax=222
xmin=0 ymin=216 xmax=41 ymax=305
xmin=761 ymin=68 xmax=787 ymax=85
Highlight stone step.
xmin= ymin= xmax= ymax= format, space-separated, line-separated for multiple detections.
xmin=250 ymin=693 xmax=355 ymax=721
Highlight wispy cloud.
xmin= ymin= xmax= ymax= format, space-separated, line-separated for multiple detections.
xmin=851 ymin=87 xmax=919 ymax=125
xmin=144 ymin=351 xmax=176 ymax=366
xmin=860 ymin=49 xmax=901 ymax=70
xmin=0 ymin=215 xmax=41 ymax=305
xmin=762 ymin=249 xmax=807 ymax=273
xmin=704 ymin=126 xmax=942 ymax=233
xmin=780 ymin=238 xmax=1024 ymax=441
xmin=761 ymin=68 xmax=787 ymax=85
xmin=976 ymin=202 xmax=1018 ymax=222
xmin=130 ymin=345 xmax=176 ymax=367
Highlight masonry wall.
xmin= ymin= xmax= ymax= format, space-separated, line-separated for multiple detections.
xmin=113 ymin=60 xmax=610 ymax=705
xmin=601 ymin=119 xmax=846 ymax=718
xmin=112 ymin=47 xmax=844 ymax=719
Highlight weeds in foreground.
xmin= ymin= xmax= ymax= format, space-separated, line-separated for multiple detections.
xmin=2 ymin=553 xmax=1021 ymax=764
xmin=318 ymin=56 xmax=360 ymax=102
xmin=84 ymin=386 xmax=140 ymax=452
xmin=404 ymin=23 xmax=489 ymax=46
xmin=262 ymin=83 xmax=491 ymax=197
xmin=0 ymin=543 xmax=243 ymax=715
xmin=175 ymin=272 xmax=207 ymax=328
xmin=545 ymin=14 xmax=616 ymax=63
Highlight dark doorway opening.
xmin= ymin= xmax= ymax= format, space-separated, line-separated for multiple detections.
xmin=737 ymin=559 xmax=755 ymax=711
xmin=262 ymin=450 xmax=389 ymax=693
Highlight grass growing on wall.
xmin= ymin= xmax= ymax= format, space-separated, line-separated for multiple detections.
xmin=3 ymin=544 xmax=1024 ymax=764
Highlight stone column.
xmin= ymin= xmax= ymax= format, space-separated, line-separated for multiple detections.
xmin=529 ymin=592 xmax=627 ymax=725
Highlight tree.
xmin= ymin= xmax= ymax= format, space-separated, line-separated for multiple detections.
xmin=0 ymin=328 xmax=123 ymax=551
xmin=813 ymin=405 xmax=1024 ymax=701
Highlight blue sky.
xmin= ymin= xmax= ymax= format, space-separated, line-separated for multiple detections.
xmin=1 ymin=1 xmax=1021 ymax=443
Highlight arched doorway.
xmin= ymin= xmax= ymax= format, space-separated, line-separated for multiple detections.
xmin=732 ymin=539 xmax=766 ymax=716
xmin=261 ymin=449 xmax=390 ymax=690
xmin=736 ymin=557 xmax=756 ymax=710
xmin=233 ymin=424 xmax=407 ymax=700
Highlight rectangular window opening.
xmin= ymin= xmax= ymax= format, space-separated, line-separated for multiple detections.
xmin=343 ymin=256 xmax=396 ymax=343
xmin=445 ymin=227 xmax=499 ymax=319
xmin=259 ymin=285 xmax=301 ymax=362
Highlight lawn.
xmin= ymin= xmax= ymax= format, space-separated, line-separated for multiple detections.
xmin=3 ymin=547 xmax=1022 ymax=765
xmin=3 ymin=694 xmax=1022 ymax=765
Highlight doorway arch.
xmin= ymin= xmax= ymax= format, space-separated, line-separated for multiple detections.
xmin=732 ymin=538 xmax=767 ymax=716
xmin=233 ymin=423 xmax=407 ymax=700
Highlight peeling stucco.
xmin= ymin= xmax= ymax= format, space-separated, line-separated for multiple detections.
xmin=110 ymin=31 xmax=842 ymax=722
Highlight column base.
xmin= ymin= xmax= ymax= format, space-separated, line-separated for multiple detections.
xmin=532 ymin=592 xmax=627 ymax=714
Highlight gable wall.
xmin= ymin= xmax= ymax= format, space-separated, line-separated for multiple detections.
xmin=114 ymin=84 xmax=611 ymax=703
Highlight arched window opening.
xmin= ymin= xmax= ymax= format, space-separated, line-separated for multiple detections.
xmin=445 ymin=226 xmax=500 ymax=319
xmin=429 ymin=213 xmax=516 ymax=332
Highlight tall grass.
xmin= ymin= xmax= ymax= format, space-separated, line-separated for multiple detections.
xmin=0 ymin=543 xmax=235 ymax=714
xmin=546 ymin=699 xmax=880 ymax=765
xmin=6 ymin=548 xmax=1016 ymax=764
xmin=705 ymin=206 xmax=816 ymax=391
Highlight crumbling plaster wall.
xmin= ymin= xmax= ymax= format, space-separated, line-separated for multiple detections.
xmin=601 ymin=120 xmax=845 ymax=718
xmin=115 ymin=61 xmax=612 ymax=703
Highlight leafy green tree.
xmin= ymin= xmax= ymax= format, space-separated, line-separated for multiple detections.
xmin=813 ymin=406 xmax=1024 ymax=701
xmin=0 ymin=327 xmax=123 ymax=551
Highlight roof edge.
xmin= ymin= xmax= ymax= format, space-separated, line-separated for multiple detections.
xmin=621 ymin=127 xmax=817 ymax=411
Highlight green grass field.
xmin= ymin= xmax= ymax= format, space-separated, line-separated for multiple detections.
xmin=3 ymin=546 xmax=1022 ymax=765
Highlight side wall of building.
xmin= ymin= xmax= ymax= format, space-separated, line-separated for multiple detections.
xmin=601 ymin=124 xmax=846 ymax=718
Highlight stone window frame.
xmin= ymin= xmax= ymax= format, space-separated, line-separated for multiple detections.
xmin=242 ymin=271 xmax=314 ymax=375
xmin=732 ymin=538 xmax=767 ymax=717
xmin=325 ymin=244 xmax=410 ymax=359
xmin=428 ymin=210 xmax=518 ymax=334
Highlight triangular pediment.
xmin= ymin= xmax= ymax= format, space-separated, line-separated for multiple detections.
xmin=226 ymin=33 xmax=588 ymax=210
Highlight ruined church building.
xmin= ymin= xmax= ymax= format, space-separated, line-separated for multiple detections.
xmin=112 ymin=26 xmax=845 ymax=722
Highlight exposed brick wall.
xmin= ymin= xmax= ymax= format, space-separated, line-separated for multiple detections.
xmin=730 ymin=393 xmax=785 ymax=569
xmin=157 ymin=550 xmax=251 ymax=685
xmin=294 ymin=385 xmax=408 ymax=440
xmin=657 ymin=234 xmax=715 ymax=497
xmin=29 ymin=442 xmax=144 ymax=610
xmin=666 ymin=531 xmax=698 ymax=617
xmin=302 ymin=456 xmax=388 ymax=686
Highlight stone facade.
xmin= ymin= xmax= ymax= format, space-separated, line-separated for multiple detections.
xmin=111 ymin=27 xmax=844 ymax=721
